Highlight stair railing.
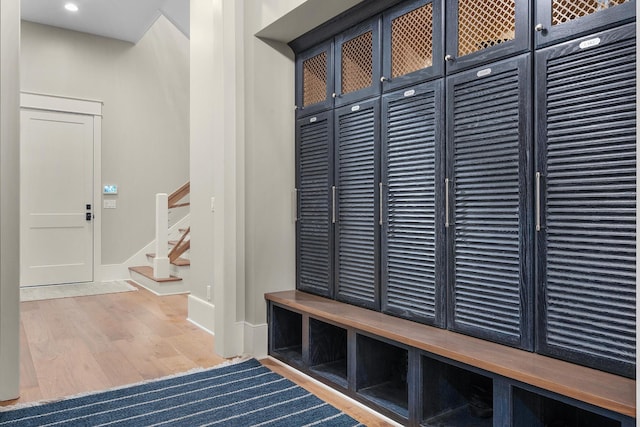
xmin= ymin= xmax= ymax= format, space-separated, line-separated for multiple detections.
xmin=153 ymin=182 xmax=190 ymax=278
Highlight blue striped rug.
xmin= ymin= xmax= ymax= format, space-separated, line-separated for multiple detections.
xmin=0 ymin=359 xmax=363 ymax=426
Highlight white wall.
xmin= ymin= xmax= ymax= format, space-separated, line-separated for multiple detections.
xmin=243 ymin=0 xmax=297 ymax=327
xmin=0 ymin=0 xmax=21 ymax=401
xmin=189 ymin=0 xmax=369 ymax=357
xmin=190 ymin=0 xmax=245 ymax=357
xmin=243 ymin=0 xmax=366 ymax=343
xmin=20 ymin=17 xmax=190 ymax=265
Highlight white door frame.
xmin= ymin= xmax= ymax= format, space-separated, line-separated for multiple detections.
xmin=20 ymin=92 xmax=103 ymax=283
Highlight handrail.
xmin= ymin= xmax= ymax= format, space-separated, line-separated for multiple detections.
xmin=153 ymin=181 xmax=190 ymax=278
xmin=169 ymin=227 xmax=190 ymax=263
xmin=168 ymin=181 xmax=190 ymax=208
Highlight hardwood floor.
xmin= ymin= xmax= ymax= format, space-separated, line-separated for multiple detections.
xmin=0 ymin=283 xmax=393 ymax=426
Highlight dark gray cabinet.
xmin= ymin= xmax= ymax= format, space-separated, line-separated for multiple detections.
xmin=444 ymin=0 xmax=530 ymax=73
xmin=293 ymin=0 xmax=636 ymax=378
xmin=535 ymin=23 xmax=636 ymax=378
xmin=446 ymin=54 xmax=533 ymax=350
xmin=334 ymin=98 xmax=381 ymax=309
xmin=535 ymin=0 xmax=635 ymax=47
xmin=334 ymin=18 xmax=382 ymax=106
xmin=296 ymin=111 xmax=334 ymax=297
xmin=295 ymin=41 xmax=334 ymax=117
xmin=381 ymin=81 xmax=445 ymax=326
xmin=381 ymin=0 xmax=444 ymax=91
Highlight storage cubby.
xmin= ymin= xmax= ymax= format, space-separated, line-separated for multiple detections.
xmin=270 ymin=305 xmax=303 ymax=365
xmin=356 ymin=334 xmax=409 ymax=419
xmin=513 ymin=387 xmax=622 ymax=427
xmin=421 ymin=355 xmax=493 ymax=427
xmin=308 ymin=319 xmax=348 ymax=388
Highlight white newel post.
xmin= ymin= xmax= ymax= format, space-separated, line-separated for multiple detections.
xmin=153 ymin=193 xmax=170 ymax=278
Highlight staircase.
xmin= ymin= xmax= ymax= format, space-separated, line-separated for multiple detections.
xmin=128 ymin=182 xmax=191 ymax=295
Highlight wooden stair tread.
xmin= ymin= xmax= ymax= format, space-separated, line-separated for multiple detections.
xmin=145 ymin=253 xmax=190 ymax=266
xmin=265 ymin=290 xmax=636 ymax=418
xmin=128 ymin=266 xmax=182 ymax=282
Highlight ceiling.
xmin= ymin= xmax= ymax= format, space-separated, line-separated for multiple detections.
xmin=21 ymin=0 xmax=189 ymax=44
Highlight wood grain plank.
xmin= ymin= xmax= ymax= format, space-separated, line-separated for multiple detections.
xmin=0 ymin=285 xmax=392 ymax=426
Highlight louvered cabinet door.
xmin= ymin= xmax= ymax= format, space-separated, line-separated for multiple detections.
xmin=296 ymin=112 xmax=334 ymax=297
xmin=536 ymin=24 xmax=636 ymax=378
xmin=535 ymin=0 xmax=635 ymax=48
xmin=381 ymin=81 xmax=445 ymax=326
xmin=446 ymin=54 xmax=533 ymax=349
xmin=334 ymin=98 xmax=380 ymax=309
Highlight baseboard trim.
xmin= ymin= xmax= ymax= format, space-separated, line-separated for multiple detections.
xmin=100 ymin=264 xmax=128 ymax=282
xmin=187 ymin=294 xmax=215 ymax=335
xmin=185 ymin=299 xmax=267 ymax=358
xmin=243 ymin=322 xmax=268 ymax=359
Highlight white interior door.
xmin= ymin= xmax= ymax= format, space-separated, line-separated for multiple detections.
xmin=20 ymin=109 xmax=94 ymax=287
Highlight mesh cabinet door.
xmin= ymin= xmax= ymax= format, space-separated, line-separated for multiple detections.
xmin=334 ymin=17 xmax=381 ymax=107
xmin=334 ymin=98 xmax=381 ymax=310
xmin=444 ymin=0 xmax=530 ymax=73
xmin=381 ymin=81 xmax=445 ymax=326
xmin=535 ymin=0 xmax=635 ymax=48
xmin=296 ymin=41 xmax=334 ymax=118
xmin=536 ymin=24 xmax=636 ymax=378
xmin=446 ymin=54 xmax=533 ymax=350
xmin=296 ymin=111 xmax=334 ymax=297
xmin=381 ymin=0 xmax=444 ymax=92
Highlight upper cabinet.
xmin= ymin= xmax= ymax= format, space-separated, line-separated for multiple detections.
xmin=334 ymin=18 xmax=382 ymax=106
xmin=295 ymin=41 xmax=334 ymax=117
xmin=535 ymin=0 xmax=636 ymax=47
xmin=444 ymin=0 xmax=530 ymax=73
xmin=381 ymin=0 xmax=445 ymax=91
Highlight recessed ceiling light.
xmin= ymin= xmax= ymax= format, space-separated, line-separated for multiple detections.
xmin=64 ymin=3 xmax=79 ymax=12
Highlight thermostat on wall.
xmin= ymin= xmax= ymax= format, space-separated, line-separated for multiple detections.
xmin=103 ymin=185 xmax=118 ymax=194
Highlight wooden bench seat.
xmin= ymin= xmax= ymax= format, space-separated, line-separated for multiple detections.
xmin=265 ymin=290 xmax=635 ymax=419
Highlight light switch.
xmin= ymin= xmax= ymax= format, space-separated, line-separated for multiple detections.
xmin=211 ymin=197 xmax=215 ymax=212
xmin=104 ymin=199 xmax=117 ymax=209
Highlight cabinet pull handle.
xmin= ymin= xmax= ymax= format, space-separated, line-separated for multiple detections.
xmin=445 ymin=178 xmax=450 ymax=228
xmin=332 ymin=185 xmax=336 ymax=224
xmin=379 ymin=182 xmax=383 ymax=226
xmin=380 ymin=76 xmax=389 ymax=83
xmin=444 ymin=54 xmax=455 ymax=62
xmin=534 ymin=23 xmax=545 ymax=32
xmin=535 ymin=172 xmax=541 ymax=232
xmin=294 ymin=188 xmax=298 ymax=222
